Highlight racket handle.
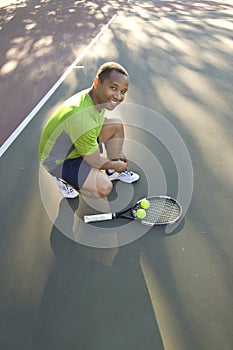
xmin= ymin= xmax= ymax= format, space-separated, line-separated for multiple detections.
xmin=84 ymin=213 xmax=113 ymax=223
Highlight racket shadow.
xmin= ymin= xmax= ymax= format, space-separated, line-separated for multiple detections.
xmin=151 ymin=217 xmax=186 ymax=237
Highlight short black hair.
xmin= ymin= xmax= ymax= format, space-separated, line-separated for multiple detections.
xmin=97 ymin=62 xmax=128 ymax=82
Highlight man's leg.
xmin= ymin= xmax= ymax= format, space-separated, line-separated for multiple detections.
xmin=79 ymin=168 xmax=113 ymax=199
xmin=98 ymin=117 xmax=125 ymax=160
xmin=98 ymin=117 xmax=140 ymax=184
xmin=59 ymin=158 xmax=112 ymax=199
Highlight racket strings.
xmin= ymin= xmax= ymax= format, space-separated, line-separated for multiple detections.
xmin=134 ymin=198 xmax=181 ymax=224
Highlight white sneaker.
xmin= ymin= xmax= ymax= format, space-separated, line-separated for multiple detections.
xmin=52 ymin=177 xmax=79 ymax=198
xmin=106 ymin=170 xmax=140 ymax=184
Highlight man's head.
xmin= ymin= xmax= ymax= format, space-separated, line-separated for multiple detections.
xmin=90 ymin=62 xmax=129 ymax=111
xmin=96 ymin=62 xmax=128 ymax=83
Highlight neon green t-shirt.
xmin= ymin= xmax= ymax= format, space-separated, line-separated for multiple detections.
xmin=39 ymin=91 xmax=105 ymax=171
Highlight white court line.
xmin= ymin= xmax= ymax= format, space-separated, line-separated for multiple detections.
xmin=0 ymin=14 xmax=117 ymax=158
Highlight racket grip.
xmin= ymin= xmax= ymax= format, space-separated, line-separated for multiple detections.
xmin=84 ymin=213 xmax=113 ymax=223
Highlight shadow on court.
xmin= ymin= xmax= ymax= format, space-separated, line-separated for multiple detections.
xmin=31 ymin=197 xmax=185 ymax=350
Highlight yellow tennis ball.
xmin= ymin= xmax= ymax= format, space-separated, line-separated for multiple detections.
xmin=140 ymin=199 xmax=150 ymax=209
xmin=136 ymin=208 xmax=147 ymax=219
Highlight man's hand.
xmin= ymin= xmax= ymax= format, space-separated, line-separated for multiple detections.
xmin=114 ymin=159 xmax=128 ymax=173
xmin=119 ymin=150 xmax=128 ymax=164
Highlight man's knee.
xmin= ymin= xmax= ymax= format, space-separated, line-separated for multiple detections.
xmin=99 ymin=117 xmax=124 ymax=144
xmin=111 ymin=117 xmax=123 ymax=131
xmin=106 ymin=117 xmax=124 ymax=133
xmin=98 ymin=180 xmax=113 ymax=198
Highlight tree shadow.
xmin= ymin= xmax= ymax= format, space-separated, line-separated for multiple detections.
xmin=1 ymin=0 xmax=232 ymax=145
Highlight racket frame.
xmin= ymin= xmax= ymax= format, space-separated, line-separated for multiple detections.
xmin=133 ymin=195 xmax=182 ymax=226
xmin=84 ymin=195 xmax=182 ymax=226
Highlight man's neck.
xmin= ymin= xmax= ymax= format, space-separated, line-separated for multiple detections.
xmin=88 ymin=88 xmax=102 ymax=112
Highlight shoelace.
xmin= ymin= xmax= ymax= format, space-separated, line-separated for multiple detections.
xmin=60 ymin=181 xmax=75 ymax=193
xmin=121 ymin=171 xmax=133 ymax=177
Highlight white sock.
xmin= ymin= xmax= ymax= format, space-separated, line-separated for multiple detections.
xmin=106 ymin=169 xmax=115 ymax=175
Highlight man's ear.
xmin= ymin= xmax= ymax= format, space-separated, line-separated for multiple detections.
xmin=93 ymin=77 xmax=99 ymax=89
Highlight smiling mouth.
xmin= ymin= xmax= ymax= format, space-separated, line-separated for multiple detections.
xmin=109 ymin=100 xmax=119 ymax=106
xmin=104 ymin=99 xmax=121 ymax=110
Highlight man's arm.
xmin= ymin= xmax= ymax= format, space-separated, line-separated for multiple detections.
xmin=84 ymin=148 xmax=128 ymax=173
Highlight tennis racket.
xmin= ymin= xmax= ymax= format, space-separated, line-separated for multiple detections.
xmin=84 ymin=196 xmax=182 ymax=226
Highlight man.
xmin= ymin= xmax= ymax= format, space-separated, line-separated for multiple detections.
xmin=39 ymin=62 xmax=139 ymax=199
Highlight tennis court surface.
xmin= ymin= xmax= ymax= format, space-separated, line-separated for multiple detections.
xmin=0 ymin=1 xmax=233 ymax=349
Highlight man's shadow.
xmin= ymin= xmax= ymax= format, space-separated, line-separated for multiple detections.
xmin=32 ymin=197 xmax=184 ymax=350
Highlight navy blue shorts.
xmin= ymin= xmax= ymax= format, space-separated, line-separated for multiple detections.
xmin=49 ymin=141 xmax=103 ymax=190
xmin=50 ymin=157 xmax=92 ymax=190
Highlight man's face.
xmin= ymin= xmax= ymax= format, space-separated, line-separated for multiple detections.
xmin=94 ymin=70 xmax=129 ymax=110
